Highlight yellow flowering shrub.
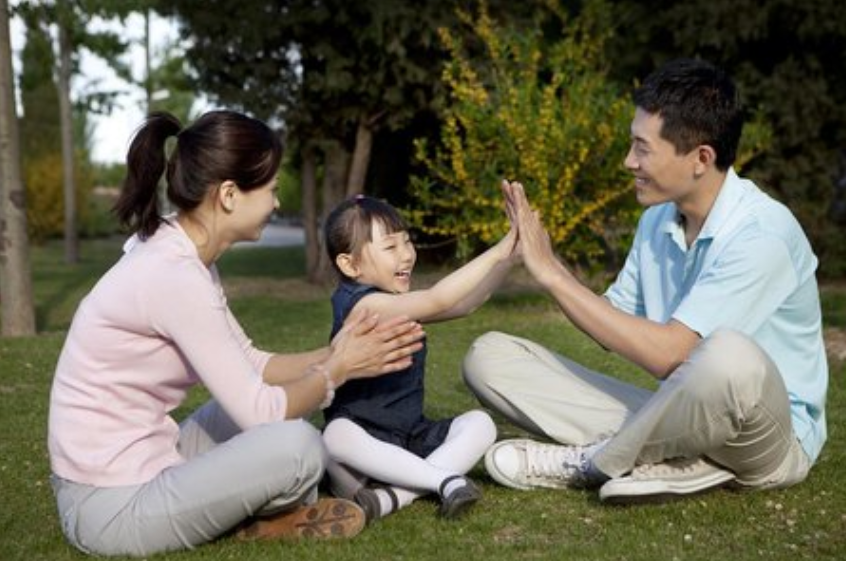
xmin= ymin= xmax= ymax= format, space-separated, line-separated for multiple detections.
xmin=24 ymin=152 xmax=93 ymax=242
xmin=409 ymin=0 xmax=636 ymax=268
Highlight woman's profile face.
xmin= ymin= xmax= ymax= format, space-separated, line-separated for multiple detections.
xmin=230 ymin=177 xmax=280 ymax=243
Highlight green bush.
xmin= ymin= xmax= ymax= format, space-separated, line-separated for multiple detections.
xmin=23 ymin=153 xmax=92 ymax=242
xmin=24 ymin=153 xmax=126 ymax=241
xmin=277 ymin=153 xmax=302 ymax=217
xmin=409 ymin=0 xmax=637 ymax=273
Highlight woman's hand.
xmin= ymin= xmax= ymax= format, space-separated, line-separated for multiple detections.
xmin=327 ymin=307 xmax=425 ymax=385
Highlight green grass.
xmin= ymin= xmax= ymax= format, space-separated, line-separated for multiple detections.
xmin=1 ymin=239 xmax=844 ymax=560
xmin=821 ymin=283 xmax=846 ymax=329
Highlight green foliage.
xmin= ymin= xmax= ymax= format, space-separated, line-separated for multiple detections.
xmin=277 ymin=154 xmax=302 ymax=216
xmin=820 ymin=285 xmax=846 ymax=329
xmin=22 ymin=154 xmax=65 ymax=242
xmin=409 ymin=0 xmax=637 ymax=268
xmin=80 ymin=186 xmax=121 ymax=238
xmin=165 ymin=1 xmax=451 ymax=136
xmin=15 ymin=0 xmax=136 ymax=114
xmin=90 ymin=160 xmax=126 ymax=187
xmin=22 ymin=152 xmax=96 ymax=242
xmin=144 ymin=32 xmax=199 ymax=124
xmin=18 ymin=8 xmax=61 ymax=158
xmin=734 ymin=108 xmax=773 ymax=173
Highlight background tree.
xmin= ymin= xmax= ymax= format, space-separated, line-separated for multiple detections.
xmin=55 ymin=0 xmax=79 ymax=262
xmin=0 ymin=0 xmax=36 ymax=336
xmin=18 ymin=7 xmax=66 ymax=241
xmin=16 ymin=2 xmax=102 ymax=243
xmin=605 ymin=0 xmax=846 ymax=278
xmin=143 ymin=42 xmax=195 ymax=122
xmin=18 ymin=6 xmax=59 ymax=158
xmin=15 ymin=0 xmax=144 ymax=261
xmin=163 ymin=0 xmax=533 ymax=282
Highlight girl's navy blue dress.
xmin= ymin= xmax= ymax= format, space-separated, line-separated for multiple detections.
xmin=323 ymin=281 xmax=453 ymax=457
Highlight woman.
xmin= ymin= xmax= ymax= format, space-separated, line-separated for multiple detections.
xmin=47 ymin=110 xmax=424 ymax=557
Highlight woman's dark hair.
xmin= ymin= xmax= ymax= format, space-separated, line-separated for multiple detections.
xmin=633 ymin=58 xmax=743 ymax=171
xmin=324 ymin=195 xmax=409 ymax=279
xmin=113 ymin=110 xmax=283 ymax=239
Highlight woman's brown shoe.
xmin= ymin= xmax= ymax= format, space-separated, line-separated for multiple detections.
xmin=237 ymin=498 xmax=366 ymax=540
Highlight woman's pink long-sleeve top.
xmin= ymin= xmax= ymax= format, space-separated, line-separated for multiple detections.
xmin=48 ymin=219 xmax=288 ymax=487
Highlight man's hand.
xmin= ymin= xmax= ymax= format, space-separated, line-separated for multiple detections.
xmin=502 ymin=180 xmax=566 ymax=288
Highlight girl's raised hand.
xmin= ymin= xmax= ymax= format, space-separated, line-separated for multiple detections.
xmin=498 ymin=179 xmax=521 ymax=262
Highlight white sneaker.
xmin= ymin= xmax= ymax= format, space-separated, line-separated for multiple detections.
xmin=599 ymin=457 xmax=735 ymax=504
xmin=484 ymin=439 xmax=594 ymax=490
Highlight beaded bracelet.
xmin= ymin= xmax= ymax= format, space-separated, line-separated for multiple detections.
xmin=316 ymin=364 xmax=336 ymax=409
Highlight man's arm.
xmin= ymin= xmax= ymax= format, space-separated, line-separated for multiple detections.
xmin=506 ymin=181 xmax=700 ymax=378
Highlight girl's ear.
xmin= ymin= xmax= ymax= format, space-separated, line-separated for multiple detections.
xmin=335 ymin=253 xmax=359 ymax=279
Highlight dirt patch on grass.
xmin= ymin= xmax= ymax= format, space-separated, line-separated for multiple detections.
xmin=825 ymin=328 xmax=846 ymax=363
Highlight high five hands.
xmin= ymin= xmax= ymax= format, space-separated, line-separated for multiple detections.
xmin=500 ymin=179 xmax=563 ymax=288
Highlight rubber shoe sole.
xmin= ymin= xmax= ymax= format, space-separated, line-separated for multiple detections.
xmin=599 ymin=458 xmax=736 ymax=505
xmin=237 ymin=498 xmax=366 ymax=540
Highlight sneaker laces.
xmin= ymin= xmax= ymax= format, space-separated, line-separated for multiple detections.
xmin=525 ymin=441 xmax=588 ymax=482
xmin=630 ymin=457 xmax=708 ymax=479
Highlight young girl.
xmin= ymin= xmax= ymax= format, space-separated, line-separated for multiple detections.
xmin=321 ymin=191 xmax=517 ymax=521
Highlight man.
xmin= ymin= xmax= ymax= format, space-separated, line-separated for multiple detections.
xmin=464 ymin=58 xmax=828 ymax=503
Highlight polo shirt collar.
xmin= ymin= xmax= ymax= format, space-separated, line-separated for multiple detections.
xmin=661 ymin=168 xmax=744 ymax=247
xmin=698 ymin=168 xmax=744 ymax=240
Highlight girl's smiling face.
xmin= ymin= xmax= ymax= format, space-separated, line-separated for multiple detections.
xmin=352 ymin=221 xmax=417 ymax=293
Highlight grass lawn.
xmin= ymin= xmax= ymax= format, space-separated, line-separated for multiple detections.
xmin=1 ymin=239 xmax=844 ymax=560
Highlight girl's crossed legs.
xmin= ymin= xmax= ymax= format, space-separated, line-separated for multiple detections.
xmin=323 ymin=410 xmax=496 ymax=518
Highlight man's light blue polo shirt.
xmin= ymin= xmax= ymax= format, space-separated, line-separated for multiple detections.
xmin=605 ymin=169 xmax=828 ymax=463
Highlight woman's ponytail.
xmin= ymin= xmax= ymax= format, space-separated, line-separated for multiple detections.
xmin=113 ymin=112 xmax=182 ymax=239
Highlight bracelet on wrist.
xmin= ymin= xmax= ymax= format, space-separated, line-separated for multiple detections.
xmin=315 ymin=364 xmax=336 ymax=409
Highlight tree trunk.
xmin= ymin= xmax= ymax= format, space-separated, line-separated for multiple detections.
xmin=301 ymin=144 xmax=321 ymax=282
xmin=309 ymin=141 xmax=350 ymax=285
xmin=346 ymin=118 xmax=375 ymax=196
xmin=0 ymin=1 xmax=36 ymax=336
xmin=57 ymin=15 xmax=78 ymax=264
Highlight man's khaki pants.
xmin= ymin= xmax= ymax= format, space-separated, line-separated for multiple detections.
xmin=463 ymin=329 xmax=809 ymax=488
